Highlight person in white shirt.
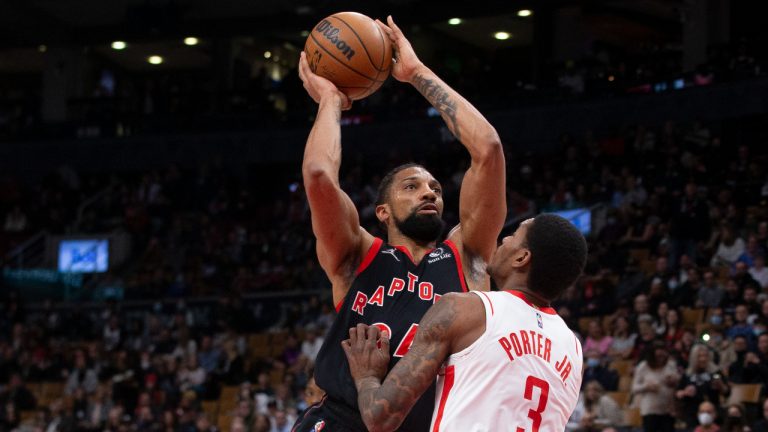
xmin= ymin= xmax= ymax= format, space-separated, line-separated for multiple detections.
xmin=343 ymin=214 xmax=587 ymax=432
xmin=749 ymin=255 xmax=768 ymax=289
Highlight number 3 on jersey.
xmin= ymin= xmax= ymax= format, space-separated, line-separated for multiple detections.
xmin=516 ymin=376 xmax=550 ymax=432
xmin=371 ymin=322 xmax=419 ymax=357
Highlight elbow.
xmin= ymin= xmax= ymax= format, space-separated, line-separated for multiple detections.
xmin=302 ymin=162 xmax=335 ymax=188
xmin=473 ymin=132 xmax=504 ymax=163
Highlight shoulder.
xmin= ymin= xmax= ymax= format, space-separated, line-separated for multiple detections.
xmin=421 ymin=293 xmax=483 ymax=335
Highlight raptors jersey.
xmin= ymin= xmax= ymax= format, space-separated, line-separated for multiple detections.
xmin=315 ymin=237 xmax=469 ymax=431
xmin=429 ymin=290 xmax=582 ymax=432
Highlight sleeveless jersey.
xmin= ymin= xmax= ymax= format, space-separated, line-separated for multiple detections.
xmin=429 ymin=290 xmax=582 ymax=432
xmin=315 ymin=237 xmax=469 ymax=431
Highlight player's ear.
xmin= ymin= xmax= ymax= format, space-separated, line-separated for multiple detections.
xmin=512 ymin=248 xmax=531 ymax=268
xmin=375 ymin=204 xmax=390 ymax=225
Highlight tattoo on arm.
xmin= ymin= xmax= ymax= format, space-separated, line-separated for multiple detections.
xmin=356 ymin=295 xmax=459 ymax=431
xmin=412 ymin=74 xmax=460 ymax=140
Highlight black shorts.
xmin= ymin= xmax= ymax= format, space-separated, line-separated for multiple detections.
xmin=291 ymin=396 xmax=367 ymax=432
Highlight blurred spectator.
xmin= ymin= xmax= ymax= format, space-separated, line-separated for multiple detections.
xmin=584 ymin=320 xmax=613 ymax=359
xmin=633 ymin=315 xmax=658 ymax=360
xmin=608 ymin=315 xmax=636 ymax=360
xmin=675 ymin=344 xmax=730 ymax=428
xmin=727 ymin=335 xmax=765 ymax=384
xmin=748 ymin=255 xmax=768 ymax=289
xmin=711 ymin=225 xmax=746 ymax=268
xmin=0 ymin=373 xmax=36 ymax=410
xmin=699 ymin=271 xmax=725 ymax=309
xmin=582 ymin=349 xmax=618 ymax=391
xmin=566 ymin=380 xmax=623 ymax=431
xmin=631 ymin=341 xmax=679 ymax=432
xmin=694 ymin=401 xmax=719 ymax=432
xmin=722 ymin=403 xmax=751 ymax=432
xmin=300 ymin=328 xmax=324 ymax=363
xmin=65 ymin=349 xmax=99 ymax=395
xmin=197 ymin=335 xmax=222 ymax=374
xmin=752 ymin=399 xmax=768 ymax=432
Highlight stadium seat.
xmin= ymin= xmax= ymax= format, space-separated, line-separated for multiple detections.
xmin=681 ymin=308 xmax=705 ymax=327
xmin=607 ymin=391 xmax=631 ymax=408
xmin=609 ymin=360 xmax=634 ymax=377
xmin=201 ymin=400 xmax=219 ymax=423
xmin=623 ymin=407 xmax=643 ymax=428
xmin=618 ymin=376 xmax=633 ymax=392
xmin=727 ymin=383 xmax=762 ymax=405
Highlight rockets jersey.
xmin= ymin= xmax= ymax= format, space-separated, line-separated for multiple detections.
xmin=429 ymin=290 xmax=582 ymax=432
xmin=315 ymin=237 xmax=469 ymax=431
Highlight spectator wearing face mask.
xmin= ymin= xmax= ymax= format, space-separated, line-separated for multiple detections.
xmin=675 ymin=345 xmax=730 ymax=428
xmin=582 ymin=349 xmax=619 ymax=391
xmin=722 ymin=404 xmax=751 ymax=432
xmin=694 ymin=401 xmax=719 ymax=432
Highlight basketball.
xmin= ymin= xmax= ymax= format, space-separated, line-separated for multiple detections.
xmin=304 ymin=12 xmax=393 ymax=100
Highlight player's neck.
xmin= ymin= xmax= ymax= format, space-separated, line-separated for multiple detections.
xmin=499 ymin=278 xmax=550 ymax=308
xmin=387 ymin=232 xmax=436 ymax=264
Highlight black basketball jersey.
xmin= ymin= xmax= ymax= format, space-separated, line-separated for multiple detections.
xmin=314 ymin=237 xmax=469 ymax=432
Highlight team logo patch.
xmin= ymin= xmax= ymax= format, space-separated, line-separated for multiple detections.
xmin=428 ymin=247 xmax=444 ymax=258
xmin=380 ymin=248 xmax=400 ymax=262
xmin=536 ymin=312 xmax=543 ymax=329
xmin=313 ymin=420 xmax=326 ymax=431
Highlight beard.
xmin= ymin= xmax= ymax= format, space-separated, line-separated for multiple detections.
xmin=394 ymin=210 xmax=446 ymax=244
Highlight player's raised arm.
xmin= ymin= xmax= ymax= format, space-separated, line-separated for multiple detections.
xmin=342 ymin=293 xmax=484 ymax=432
xmin=298 ymin=52 xmax=374 ymax=304
xmin=376 ymin=16 xmax=506 ymax=285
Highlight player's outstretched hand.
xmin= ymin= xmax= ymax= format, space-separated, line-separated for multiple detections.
xmin=375 ymin=15 xmax=424 ymax=83
xmin=298 ymin=51 xmax=352 ymax=110
xmin=342 ymin=323 xmax=390 ymax=383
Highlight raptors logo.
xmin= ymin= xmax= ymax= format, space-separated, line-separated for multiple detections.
xmin=313 ymin=420 xmax=326 ymax=431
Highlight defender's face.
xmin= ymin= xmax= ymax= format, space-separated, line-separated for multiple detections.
xmin=387 ymin=167 xmax=444 ymax=222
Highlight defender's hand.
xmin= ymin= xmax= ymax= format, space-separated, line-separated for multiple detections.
xmin=298 ymin=51 xmax=352 ymax=110
xmin=342 ymin=324 xmax=390 ymax=384
xmin=375 ymin=16 xmax=425 ymax=83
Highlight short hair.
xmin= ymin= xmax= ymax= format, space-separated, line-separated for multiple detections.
xmin=375 ymin=163 xmax=425 ymax=206
xmin=525 ymin=214 xmax=588 ymax=301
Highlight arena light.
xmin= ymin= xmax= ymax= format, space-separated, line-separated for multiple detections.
xmin=148 ymin=55 xmax=163 ymax=65
xmin=111 ymin=41 xmax=127 ymax=50
xmin=517 ymin=9 xmax=533 ymax=17
xmin=38 ymin=45 xmax=47 ymax=53
xmin=183 ymin=37 xmax=199 ymax=46
xmin=493 ymin=31 xmax=512 ymax=40
xmin=448 ymin=18 xmax=462 ymax=25
xmin=264 ymin=51 xmax=272 ymax=59
xmin=300 ymin=30 xmax=310 ymax=37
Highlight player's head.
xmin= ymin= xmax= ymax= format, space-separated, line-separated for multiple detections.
xmin=488 ymin=214 xmax=587 ymax=301
xmin=375 ymin=163 xmax=445 ymax=244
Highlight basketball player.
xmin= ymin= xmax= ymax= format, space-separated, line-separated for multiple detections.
xmin=343 ymin=214 xmax=587 ymax=432
xmin=293 ymin=16 xmax=506 ymax=432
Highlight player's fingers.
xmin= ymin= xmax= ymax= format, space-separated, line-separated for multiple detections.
xmin=375 ymin=19 xmax=395 ymax=41
xmin=387 ymin=16 xmax=404 ymax=38
xmin=341 ymin=339 xmax=352 ymax=355
xmin=366 ymin=324 xmax=381 ymax=342
xmin=379 ymin=334 xmax=390 ymax=352
xmin=355 ymin=323 xmax=368 ymax=347
xmin=348 ymin=326 xmax=358 ymax=346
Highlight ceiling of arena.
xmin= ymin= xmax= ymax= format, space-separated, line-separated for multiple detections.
xmin=0 ymin=0 xmax=688 ymax=72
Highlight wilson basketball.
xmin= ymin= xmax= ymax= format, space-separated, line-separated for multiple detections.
xmin=304 ymin=12 xmax=392 ymax=100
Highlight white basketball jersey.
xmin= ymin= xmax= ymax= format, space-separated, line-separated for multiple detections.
xmin=429 ymin=290 xmax=582 ymax=432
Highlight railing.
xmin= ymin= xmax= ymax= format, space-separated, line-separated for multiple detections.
xmin=4 ymin=230 xmax=48 ymax=268
xmin=72 ymin=185 xmax=114 ymax=232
